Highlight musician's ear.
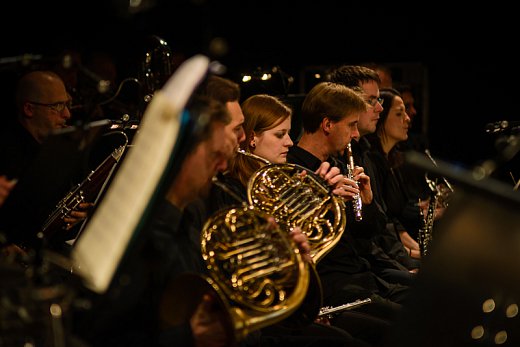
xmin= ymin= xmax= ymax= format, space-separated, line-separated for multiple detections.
xmin=23 ymin=102 xmax=35 ymax=118
xmin=322 ymin=117 xmax=332 ymax=134
xmin=250 ymin=131 xmax=257 ymax=149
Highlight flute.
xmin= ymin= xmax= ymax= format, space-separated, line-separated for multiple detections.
xmin=318 ymin=298 xmax=372 ymax=318
xmin=346 ymin=143 xmax=362 ymax=221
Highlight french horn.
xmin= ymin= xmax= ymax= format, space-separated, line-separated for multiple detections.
xmin=162 ymin=205 xmax=314 ymax=345
xmin=241 ymin=150 xmax=347 ymax=262
xmin=162 ymin=148 xmax=347 ymax=344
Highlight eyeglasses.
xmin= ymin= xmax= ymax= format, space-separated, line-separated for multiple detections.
xmin=28 ymin=100 xmax=72 ymax=113
xmin=366 ymin=97 xmax=384 ymax=107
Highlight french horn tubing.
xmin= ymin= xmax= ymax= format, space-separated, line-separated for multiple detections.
xmin=161 ymin=205 xmax=312 ymax=345
xmin=240 ymin=150 xmax=347 ymax=262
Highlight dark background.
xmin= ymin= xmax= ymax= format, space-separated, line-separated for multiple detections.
xmin=2 ymin=3 xmax=518 ymax=343
xmin=1 ymin=0 xmax=519 ymax=181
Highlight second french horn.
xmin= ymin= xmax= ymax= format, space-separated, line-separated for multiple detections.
xmin=242 ymin=150 xmax=347 ymax=262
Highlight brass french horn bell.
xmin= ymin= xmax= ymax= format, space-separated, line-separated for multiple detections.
xmin=160 ymin=205 xmax=312 ymax=345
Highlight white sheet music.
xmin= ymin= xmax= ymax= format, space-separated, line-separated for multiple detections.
xmin=72 ymin=55 xmax=210 ymax=293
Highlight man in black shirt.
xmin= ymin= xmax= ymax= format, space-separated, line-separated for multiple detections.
xmin=0 ymin=70 xmax=91 ymax=251
xmin=73 ymin=95 xmax=238 ymax=347
xmin=287 ymin=81 xmax=409 ymax=326
xmin=328 ymin=65 xmax=420 ymax=271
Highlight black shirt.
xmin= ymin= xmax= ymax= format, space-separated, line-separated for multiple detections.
xmin=0 ymin=120 xmax=40 ymax=180
xmin=287 ymin=146 xmax=380 ymax=302
xmin=73 ymin=199 xmax=203 ymax=347
xmin=349 ymin=138 xmax=417 ymax=271
xmin=365 ymin=138 xmax=423 ymax=260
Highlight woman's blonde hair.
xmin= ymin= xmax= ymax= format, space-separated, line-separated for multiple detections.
xmin=229 ymin=94 xmax=292 ymax=187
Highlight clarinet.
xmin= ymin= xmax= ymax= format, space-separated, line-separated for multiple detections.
xmin=418 ymin=176 xmax=438 ymax=257
xmin=346 ymin=143 xmax=362 ymax=221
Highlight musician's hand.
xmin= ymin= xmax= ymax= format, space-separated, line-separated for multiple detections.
xmin=314 ymin=315 xmax=331 ymax=325
xmin=264 ymin=217 xmax=312 ymax=263
xmin=299 ymin=164 xmax=342 ymax=192
xmin=418 ymin=198 xmax=429 ymax=217
xmin=333 ymin=175 xmax=359 ymax=201
xmin=314 ymin=161 xmax=343 ymax=186
xmin=63 ymin=202 xmax=94 ymax=230
xmin=190 ymin=294 xmax=229 ymax=347
xmin=312 ymin=161 xmax=359 ymax=201
xmin=0 ymin=176 xmax=17 ymax=207
xmin=434 ymin=206 xmax=446 ymax=220
xmin=289 ymin=227 xmax=312 ymax=263
xmin=351 ymin=166 xmax=372 ymax=204
xmin=1 ymin=243 xmax=27 ymax=259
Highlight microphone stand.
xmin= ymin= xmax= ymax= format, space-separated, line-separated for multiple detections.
xmin=474 ymin=132 xmax=520 ymax=181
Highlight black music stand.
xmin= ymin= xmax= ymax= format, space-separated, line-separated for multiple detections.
xmin=71 ymin=54 xmax=213 ymax=295
xmin=0 ymin=119 xmax=111 ymax=249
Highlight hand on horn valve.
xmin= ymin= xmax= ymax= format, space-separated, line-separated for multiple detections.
xmin=289 ymin=226 xmax=312 ymax=264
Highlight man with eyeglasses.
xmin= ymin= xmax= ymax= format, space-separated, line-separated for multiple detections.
xmin=327 ymin=66 xmax=384 ymax=139
xmin=1 ymin=71 xmax=72 ymax=179
xmin=0 ymin=70 xmax=89 ymax=253
xmin=18 ymin=71 xmax=72 ymax=142
xmin=327 ymin=65 xmax=420 ymax=282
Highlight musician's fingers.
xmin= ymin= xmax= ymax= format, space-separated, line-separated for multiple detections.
xmin=314 ymin=161 xmax=331 ymax=178
xmin=78 ymin=202 xmax=94 ymax=210
xmin=68 ymin=210 xmax=88 ymax=219
xmin=352 ymin=166 xmax=364 ymax=177
xmin=323 ymin=166 xmax=341 ymax=184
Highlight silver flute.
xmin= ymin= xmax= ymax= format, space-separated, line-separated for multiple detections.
xmin=318 ymin=298 xmax=372 ymax=318
xmin=346 ymin=143 xmax=363 ymax=221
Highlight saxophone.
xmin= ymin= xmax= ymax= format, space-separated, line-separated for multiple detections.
xmin=346 ymin=143 xmax=362 ymax=222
